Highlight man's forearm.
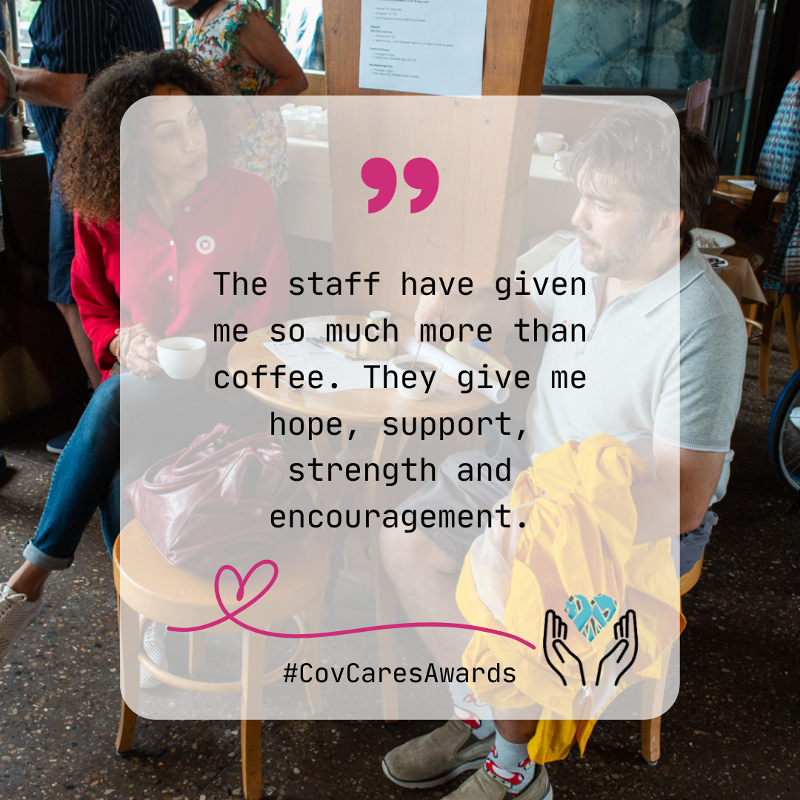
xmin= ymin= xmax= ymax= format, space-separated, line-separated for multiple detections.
xmin=11 ymin=65 xmax=85 ymax=108
xmin=442 ymin=285 xmax=524 ymax=336
xmin=631 ymin=480 xmax=683 ymax=544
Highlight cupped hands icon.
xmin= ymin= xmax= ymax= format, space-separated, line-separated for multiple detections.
xmin=543 ymin=607 xmax=639 ymax=689
xmin=543 ymin=608 xmax=586 ymax=687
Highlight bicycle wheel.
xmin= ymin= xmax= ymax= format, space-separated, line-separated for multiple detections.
xmin=768 ymin=368 xmax=800 ymax=492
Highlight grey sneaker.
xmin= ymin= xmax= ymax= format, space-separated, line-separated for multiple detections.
xmin=139 ymin=618 xmax=168 ymax=690
xmin=382 ymin=720 xmax=495 ymax=789
xmin=443 ymin=762 xmax=552 ymax=799
xmin=0 ymin=583 xmax=44 ymax=662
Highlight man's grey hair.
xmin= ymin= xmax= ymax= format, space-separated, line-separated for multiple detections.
xmin=569 ymin=107 xmax=679 ymax=223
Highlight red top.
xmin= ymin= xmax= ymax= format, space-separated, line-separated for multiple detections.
xmin=72 ymin=166 xmax=289 ymax=380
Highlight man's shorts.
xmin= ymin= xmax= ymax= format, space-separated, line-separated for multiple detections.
xmin=398 ymin=442 xmax=712 ymax=578
xmin=396 ymin=448 xmax=523 ymax=566
xmin=678 ymin=511 xmax=716 ymax=576
xmin=395 ymin=430 xmax=529 ymax=567
xmin=48 ymin=190 xmax=75 ymax=305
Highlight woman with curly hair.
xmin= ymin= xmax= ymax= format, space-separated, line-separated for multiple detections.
xmin=0 ymin=49 xmax=289 ymax=684
xmin=58 ymin=49 xmax=288 ymax=382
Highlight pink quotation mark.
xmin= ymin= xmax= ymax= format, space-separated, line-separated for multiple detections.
xmin=362 ymin=157 xmax=397 ymax=214
xmin=361 ymin=157 xmax=439 ymax=214
xmin=404 ymin=157 xmax=439 ymax=213
xmin=167 ymin=560 xmax=537 ymax=654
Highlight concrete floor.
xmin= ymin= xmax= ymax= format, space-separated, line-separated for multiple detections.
xmin=1 ymin=331 xmax=798 ymax=800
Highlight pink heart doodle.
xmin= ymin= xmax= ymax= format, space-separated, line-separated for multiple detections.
xmin=168 ymin=561 xmax=538 ymax=654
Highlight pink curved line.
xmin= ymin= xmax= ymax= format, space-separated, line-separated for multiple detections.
xmin=166 ymin=561 xmax=536 ymax=654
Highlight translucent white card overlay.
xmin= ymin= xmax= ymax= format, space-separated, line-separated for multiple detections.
xmin=119 ymin=95 xmax=682 ymax=722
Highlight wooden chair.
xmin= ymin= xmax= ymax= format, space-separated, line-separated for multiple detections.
xmin=640 ymin=555 xmax=704 ymax=765
xmin=701 ymin=202 xmax=795 ymax=393
xmin=684 ymin=79 xmax=712 ymax=131
xmin=112 ymin=521 xmax=330 ymax=800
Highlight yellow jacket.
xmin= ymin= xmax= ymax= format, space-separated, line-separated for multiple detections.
xmin=455 ymin=433 xmax=682 ymax=762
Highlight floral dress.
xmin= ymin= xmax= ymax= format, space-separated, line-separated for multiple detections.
xmin=178 ymin=0 xmax=290 ymax=196
xmin=756 ymin=69 xmax=800 ymax=294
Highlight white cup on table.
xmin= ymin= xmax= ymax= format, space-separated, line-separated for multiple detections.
xmin=553 ymin=150 xmax=574 ymax=174
xmin=536 ymin=132 xmax=568 ymax=155
xmin=155 ymin=337 xmax=207 ymax=380
xmin=388 ymin=354 xmax=444 ymax=401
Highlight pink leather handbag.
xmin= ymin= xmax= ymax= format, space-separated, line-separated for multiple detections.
xmin=124 ymin=424 xmax=311 ymax=574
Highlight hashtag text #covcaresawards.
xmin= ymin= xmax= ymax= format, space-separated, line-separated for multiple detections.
xmin=283 ymin=662 xmax=515 ymax=684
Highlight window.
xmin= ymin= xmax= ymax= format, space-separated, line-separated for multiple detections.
xmin=544 ymin=0 xmax=733 ymax=90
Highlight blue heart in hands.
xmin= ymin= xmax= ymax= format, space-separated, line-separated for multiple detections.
xmin=565 ymin=594 xmax=617 ymax=642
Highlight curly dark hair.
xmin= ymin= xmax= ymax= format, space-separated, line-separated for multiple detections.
xmin=56 ymin=49 xmax=232 ymax=225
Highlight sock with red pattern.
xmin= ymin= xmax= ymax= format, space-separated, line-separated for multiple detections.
xmin=484 ymin=733 xmax=540 ymax=795
xmin=448 ymin=682 xmax=496 ymax=740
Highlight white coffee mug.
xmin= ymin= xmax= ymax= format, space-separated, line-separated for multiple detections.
xmin=156 ymin=337 xmax=207 ymax=380
xmin=536 ymin=132 xmax=568 ymax=155
xmin=284 ymin=116 xmax=309 ymax=138
xmin=388 ymin=354 xmax=443 ymax=401
xmin=553 ymin=150 xmax=574 ymax=174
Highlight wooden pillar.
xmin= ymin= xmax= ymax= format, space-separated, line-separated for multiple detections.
xmin=320 ymin=1 xmax=555 ymax=317
xmin=322 ymin=0 xmax=556 ymax=96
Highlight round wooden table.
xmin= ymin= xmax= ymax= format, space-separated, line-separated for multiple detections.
xmin=227 ymin=315 xmax=502 ymax=425
xmin=228 ymin=314 xmax=510 ymax=720
xmin=713 ymin=175 xmax=788 ymax=209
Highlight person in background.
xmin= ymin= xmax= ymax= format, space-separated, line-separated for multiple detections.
xmin=0 ymin=50 xmax=290 ymax=691
xmin=168 ymin=0 xmax=308 ymax=199
xmin=4 ymin=0 xmax=163 ymax=453
xmin=0 ymin=49 xmax=228 ymax=670
xmin=379 ymin=120 xmax=747 ymax=800
xmin=283 ymin=0 xmax=325 ymax=72
xmin=737 ymin=68 xmax=800 ymax=300
xmin=0 ymin=47 xmax=16 ymax=479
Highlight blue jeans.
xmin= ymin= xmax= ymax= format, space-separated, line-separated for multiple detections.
xmin=21 ymin=367 xmax=239 ymax=571
xmin=118 ymin=370 xmax=225 ymax=530
xmin=47 ymin=189 xmax=76 ymax=305
xmin=23 ymin=376 xmax=121 ymax=569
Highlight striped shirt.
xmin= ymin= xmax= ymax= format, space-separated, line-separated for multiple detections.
xmin=28 ymin=0 xmax=164 ymax=174
xmin=756 ymin=69 xmax=800 ymax=290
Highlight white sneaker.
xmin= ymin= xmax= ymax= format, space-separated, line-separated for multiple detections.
xmin=0 ymin=582 xmax=44 ymax=662
xmin=139 ymin=617 xmax=169 ymax=690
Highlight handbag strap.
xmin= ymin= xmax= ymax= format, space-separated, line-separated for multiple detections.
xmin=170 ymin=426 xmax=282 ymax=477
xmin=137 ymin=426 xmax=283 ymax=490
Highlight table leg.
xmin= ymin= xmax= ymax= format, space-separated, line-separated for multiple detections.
xmin=309 ymin=426 xmax=346 ymax=515
xmin=313 ymin=425 xmax=408 ymax=719
xmin=117 ymin=593 xmax=140 ymax=723
xmin=188 ymin=631 xmax=207 ymax=676
xmin=302 ymin=597 xmax=324 ymax=714
xmin=309 ymin=428 xmax=352 ymax=596
xmin=241 ymin=719 xmax=263 ymax=800
xmin=759 ymin=294 xmax=778 ymax=396
xmin=241 ymin=630 xmax=268 ymax=721
xmin=369 ymin=430 xmax=410 ymax=722
xmin=115 ymin=698 xmax=138 ymax=756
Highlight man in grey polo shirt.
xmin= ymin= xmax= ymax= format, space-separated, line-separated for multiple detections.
xmin=379 ymin=115 xmax=747 ymax=800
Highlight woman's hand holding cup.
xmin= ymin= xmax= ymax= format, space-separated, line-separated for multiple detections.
xmin=119 ymin=324 xmax=161 ymax=380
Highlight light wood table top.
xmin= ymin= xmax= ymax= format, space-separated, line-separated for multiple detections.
xmin=227 ymin=315 xmax=505 ymax=425
xmin=713 ymin=175 xmax=788 ymax=208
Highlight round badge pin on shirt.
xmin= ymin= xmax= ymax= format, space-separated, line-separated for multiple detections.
xmin=196 ymin=235 xmax=215 ymax=254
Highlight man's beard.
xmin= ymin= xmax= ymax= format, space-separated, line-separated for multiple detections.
xmin=576 ymin=222 xmax=653 ymax=278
